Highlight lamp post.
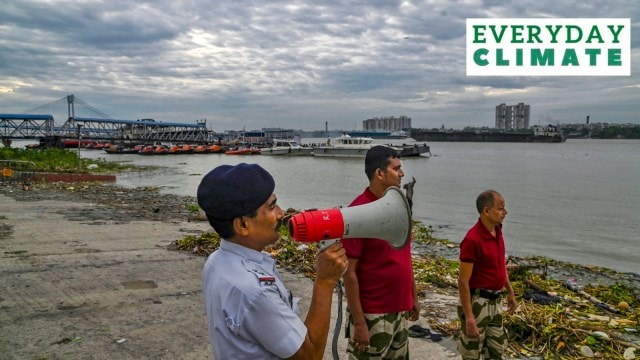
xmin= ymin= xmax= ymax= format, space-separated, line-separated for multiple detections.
xmin=76 ymin=124 xmax=82 ymax=171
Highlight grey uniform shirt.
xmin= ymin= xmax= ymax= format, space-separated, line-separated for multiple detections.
xmin=202 ymin=239 xmax=306 ymax=359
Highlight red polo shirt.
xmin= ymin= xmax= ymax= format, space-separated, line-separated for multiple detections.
xmin=459 ymin=219 xmax=507 ymax=291
xmin=342 ymin=187 xmax=414 ymax=313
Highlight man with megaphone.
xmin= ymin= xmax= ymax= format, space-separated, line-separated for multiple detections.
xmin=197 ymin=163 xmax=348 ymax=360
xmin=342 ymin=146 xmax=420 ymax=359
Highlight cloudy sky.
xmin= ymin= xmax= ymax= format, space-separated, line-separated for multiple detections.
xmin=1 ymin=0 xmax=638 ymax=132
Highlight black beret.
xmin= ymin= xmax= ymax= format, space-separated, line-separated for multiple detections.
xmin=197 ymin=163 xmax=275 ymax=220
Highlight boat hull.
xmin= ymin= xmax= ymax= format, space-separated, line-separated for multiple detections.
xmin=225 ymin=149 xmax=252 ymax=155
xmin=411 ymin=129 xmax=565 ymax=143
xmin=104 ymin=145 xmax=139 ymax=154
xmin=312 ymin=147 xmax=370 ymax=158
xmin=261 ymin=147 xmax=313 ymax=156
xmin=395 ymin=143 xmax=431 ymax=157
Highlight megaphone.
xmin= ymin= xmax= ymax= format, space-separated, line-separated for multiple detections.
xmin=288 ymin=186 xmax=412 ymax=250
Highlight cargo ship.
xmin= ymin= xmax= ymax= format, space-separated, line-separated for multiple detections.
xmin=411 ymin=125 xmax=565 ymax=143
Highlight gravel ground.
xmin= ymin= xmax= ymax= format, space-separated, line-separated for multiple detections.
xmin=0 ymin=180 xmax=464 ymax=359
xmin=1 ymin=181 xmax=200 ymax=224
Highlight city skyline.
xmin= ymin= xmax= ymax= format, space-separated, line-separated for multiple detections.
xmin=1 ymin=1 xmax=638 ymax=132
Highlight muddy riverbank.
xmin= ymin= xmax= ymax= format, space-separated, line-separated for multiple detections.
xmin=2 ymin=180 xmax=639 ymax=359
xmin=0 ymin=181 xmax=463 ymax=359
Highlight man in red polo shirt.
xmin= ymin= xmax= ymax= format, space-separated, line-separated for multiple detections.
xmin=342 ymin=145 xmax=419 ymax=359
xmin=457 ymin=190 xmax=517 ymax=359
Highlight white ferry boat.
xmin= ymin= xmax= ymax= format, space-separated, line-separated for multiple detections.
xmin=312 ymin=134 xmax=374 ymax=158
xmin=260 ymin=139 xmax=313 ymax=156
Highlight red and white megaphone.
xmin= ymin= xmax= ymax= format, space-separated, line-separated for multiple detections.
xmin=288 ymin=186 xmax=412 ymax=250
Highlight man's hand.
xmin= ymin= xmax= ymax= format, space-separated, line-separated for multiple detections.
xmin=506 ymin=293 xmax=518 ymax=314
xmin=409 ymin=302 xmax=420 ymax=321
xmin=465 ymin=318 xmax=480 ymax=338
xmin=315 ymin=241 xmax=348 ymax=283
xmin=351 ymin=323 xmax=370 ymax=353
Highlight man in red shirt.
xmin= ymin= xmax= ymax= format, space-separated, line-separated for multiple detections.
xmin=458 ymin=190 xmax=517 ymax=359
xmin=342 ymin=145 xmax=419 ymax=359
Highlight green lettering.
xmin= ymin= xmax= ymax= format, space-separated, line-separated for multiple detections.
xmin=585 ymin=48 xmax=601 ymax=65
xmin=586 ymin=26 xmax=603 ymax=43
xmin=528 ymin=25 xmax=542 ymax=43
xmin=516 ymin=48 xmax=523 ymax=65
xmin=566 ymin=25 xmax=582 ymax=43
xmin=511 ymin=25 xmax=524 ymax=43
xmin=608 ymin=25 xmax=624 ymax=43
xmin=608 ymin=48 xmax=621 ymax=66
xmin=496 ymin=49 xmax=509 ymax=65
xmin=561 ymin=49 xmax=579 ymax=66
xmin=474 ymin=48 xmax=489 ymax=66
xmin=546 ymin=25 xmax=562 ymax=43
xmin=473 ymin=25 xmax=486 ymax=43
xmin=531 ymin=48 xmax=554 ymax=66
xmin=489 ymin=25 xmax=508 ymax=43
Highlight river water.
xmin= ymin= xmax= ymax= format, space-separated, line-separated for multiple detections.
xmin=73 ymin=139 xmax=640 ymax=274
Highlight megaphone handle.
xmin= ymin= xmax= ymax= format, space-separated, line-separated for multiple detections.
xmin=318 ymin=239 xmax=339 ymax=251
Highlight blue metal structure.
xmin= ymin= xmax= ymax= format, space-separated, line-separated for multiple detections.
xmin=62 ymin=117 xmax=210 ymax=143
xmin=1 ymin=94 xmax=213 ymax=144
xmin=1 ymin=113 xmax=211 ymax=143
xmin=1 ymin=114 xmax=55 ymax=139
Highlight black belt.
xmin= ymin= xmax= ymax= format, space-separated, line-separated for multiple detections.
xmin=471 ymin=288 xmax=503 ymax=301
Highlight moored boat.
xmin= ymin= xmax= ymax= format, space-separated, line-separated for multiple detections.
xmin=139 ymin=145 xmax=155 ymax=155
xmin=104 ymin=145 xmax=139 ymax=154
xmin=207 ymin=144 xmax=225 ymax=153
xmin=180 ymin=144 xmax=194 ymax=154
xmin=393 ymin=143 xmax=431 ymax=157
xmin=411 ymin=124 xmax=566 ymax=143
xmin=225 ymin=147 xmax=252 ymax=155
xmin=346 ymin=130 xmax=409 ymax=139
xmin=63 ymin=139 xmax=95 ymax=148
xmin=154 ymin=145 xmax=168 ymax=155
xmin=312 ymin=134 xmax=374 ymax=158
xmin=167 ymin=145 xmax=182 ymax=154
xmin=532 ymin=125 xmax=566 ymax=143
xmin=261 ymin=139 xmax=313 ymax=156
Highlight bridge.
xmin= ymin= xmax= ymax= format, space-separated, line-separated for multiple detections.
xmin=1 ymin=95 xmax=213 ymax=145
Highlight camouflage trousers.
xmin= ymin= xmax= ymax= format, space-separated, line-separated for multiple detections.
xmin=345 ymin=308 xmax=410 ymax=360
xmin=457 ymin=296 xmax=507 ymax=359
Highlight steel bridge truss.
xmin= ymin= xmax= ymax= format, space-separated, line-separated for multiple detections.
xmin=1 ymin=114 xmax=55 ymax=139
xmin=61 ymin=117 xmax=211 ymax=143
xmin=1 ymin=114 xmax=211 ymax=143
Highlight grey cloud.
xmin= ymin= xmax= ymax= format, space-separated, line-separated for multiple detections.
xmin=0 ymin=0 xmax=637 ymax=130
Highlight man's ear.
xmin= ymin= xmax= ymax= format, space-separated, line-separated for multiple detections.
xmin=233 ymin=217 xmax=250 ymax=236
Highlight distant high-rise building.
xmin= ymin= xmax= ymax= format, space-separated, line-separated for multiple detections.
xmin=362 ymin=116 xmax=411 ymax=131
xmin=495 ymin=103 xmax=530 ymax=130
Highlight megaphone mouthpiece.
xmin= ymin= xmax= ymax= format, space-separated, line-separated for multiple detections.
xmin=288 ymin=208 xmax=345 ymax=242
